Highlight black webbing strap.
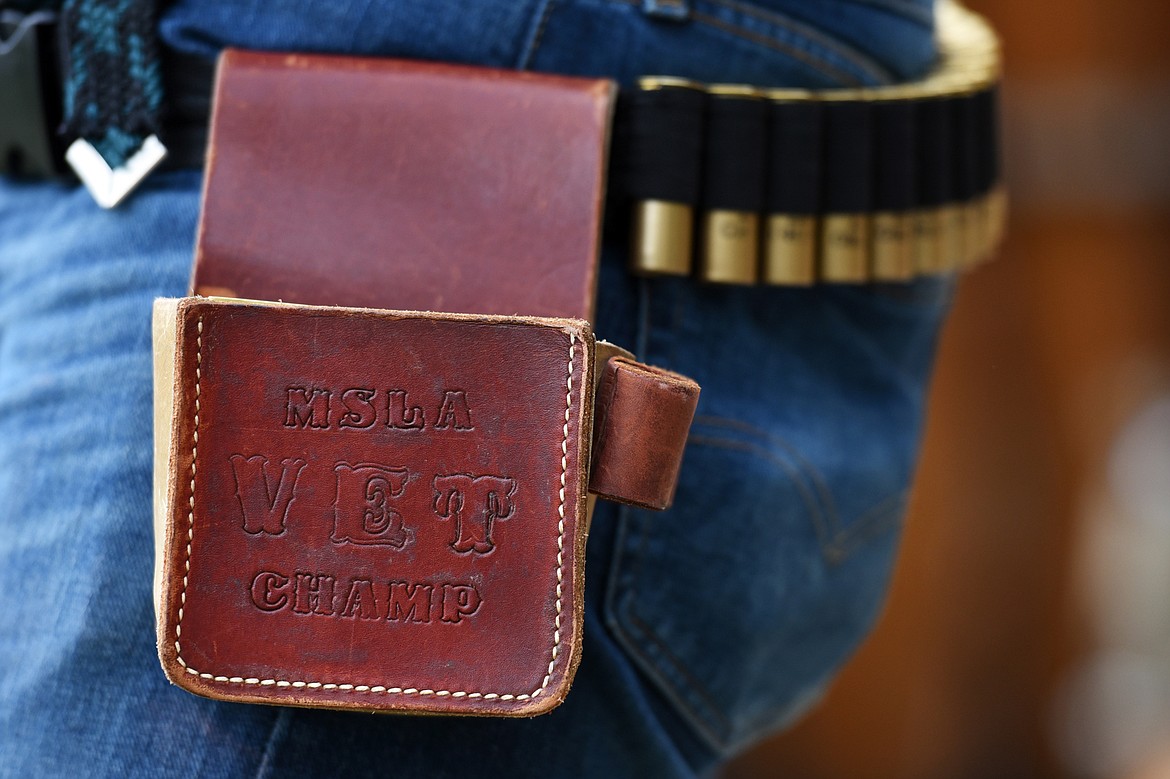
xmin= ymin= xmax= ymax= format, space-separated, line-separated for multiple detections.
xmin=873 ymin=99 xmax=916 ymax=214
xmin=916 ymin=95 xmax=954 ymax=210
xmin=820 ymin=98 xmax=873 ymax=216
xmin=612 ymin=84 xmax=705 ymax=205
xmin=765 ymin=98 xmax=821 ymax=217
xmin=701 ymin=90 xmax=767 ymax=214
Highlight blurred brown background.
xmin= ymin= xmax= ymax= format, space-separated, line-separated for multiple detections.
xmin=729 ymin=2 xmax=1170 ymax=777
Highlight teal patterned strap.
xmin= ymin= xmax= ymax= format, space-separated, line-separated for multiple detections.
xmin=57 ymin=0 xmax=163 ymax=167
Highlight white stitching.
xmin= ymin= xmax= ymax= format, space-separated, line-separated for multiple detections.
xmin=174 ymin=320 xmax=576 ymax=702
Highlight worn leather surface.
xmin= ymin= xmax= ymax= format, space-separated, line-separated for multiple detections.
xmin=156 ymin=297 xmax=593 ymax=715
xmin=589 ymin=357 xmax=700 ymax=511
xmin=193 ymin=50 xmax=613 ymax=320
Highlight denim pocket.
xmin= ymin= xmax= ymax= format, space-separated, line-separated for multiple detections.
xmin=523 ymin=0 xmax=901 ymax=88
xmin=603 ymin=276 xmax=951 ymax=754
xmin=687 ymin=0 xmax=936 ymax=81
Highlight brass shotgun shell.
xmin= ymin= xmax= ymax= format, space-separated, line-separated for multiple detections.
xmin=700 ymin=210 xmax=759 ymax=284
xmin=872 ymin=212 xmax=914 ymax=281
xmin=912 ymin=208 xmax=943 ymax=275
xmin=821 ymin=214 xmax=870 ymax=283
xmin=937 ymin=202 xmax=965 ymax=271
xmin=631 ymin=200 xmax=693 ymax=276
xmin=763 ymin=214 xmax=816 ymax=285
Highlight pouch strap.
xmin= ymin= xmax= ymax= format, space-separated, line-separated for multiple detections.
xmin=589 ymin=357 xmax=700 ymax=511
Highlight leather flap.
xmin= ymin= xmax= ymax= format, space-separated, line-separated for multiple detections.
xmin=193 ymin=49 xmax=615 ymax=321
xmin=153 ymin=297 xmax=594 ymax=716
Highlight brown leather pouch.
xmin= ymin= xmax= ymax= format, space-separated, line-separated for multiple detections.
xmin=154 ymin=297 xmax=596 ymax=715
xmin=152 ymin=51 xmax=699 ymax=716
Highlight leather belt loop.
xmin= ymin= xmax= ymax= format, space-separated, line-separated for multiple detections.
xmin=589 ymin=357 xmax=700 ymax=511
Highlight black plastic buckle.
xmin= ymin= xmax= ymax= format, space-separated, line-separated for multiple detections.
xmin=1 ymin=10 xmax=66 ymax=177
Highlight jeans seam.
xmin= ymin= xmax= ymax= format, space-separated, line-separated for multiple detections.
xmin=517 ymin=0 xmax=558 ymax=70
xmin=688 ymin=432 xmax=903 ymax=564
xmin=691 ymin=12 xmax=863 ymax=86
xmin=602 ymin=0 xmax=892 ymax=86
xmin=692 ymin=414 xmax=842 ymax=553
xmin=700 ymin=0 xmax=894 ymax=84
xmin=827 ymin=489 xmax=906 ymax=560
xmin=603 ymin=276 xmax=734 ymax=752
xmin=605 ymin=435 xmax=826 ymax=751
xmin=620 ymin=587 xmax=829 ymax=752
xmin=693 ymin=414 xmax=838 ymax=523
xmin=252 ymin=708 xmax=291 ymax=779
xmin=346 ymin=0 xmax=379 ymax=50
xmin=624 ymin=601 xmax=734 ymax=740
xmin=604 ymin=426 xmax=907 ymax=751
xmin=687 ymin=434 xmax=833 ymax=554
xmin=605 ymin=508 xmax=733 ymax=750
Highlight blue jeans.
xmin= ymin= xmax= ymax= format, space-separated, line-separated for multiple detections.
xmin=0 ymin=1 xmax=944 ymax=776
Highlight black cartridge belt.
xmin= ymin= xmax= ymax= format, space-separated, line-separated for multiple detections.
xmin=614 ymin=0 xmax=1005 ymax=284
xmin=1 ymin=1 xmax=1003 ymax=285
